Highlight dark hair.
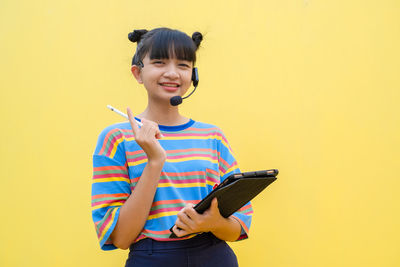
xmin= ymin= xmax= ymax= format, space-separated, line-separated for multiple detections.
xmin=128 ymin=28 xmax=203 ymax=66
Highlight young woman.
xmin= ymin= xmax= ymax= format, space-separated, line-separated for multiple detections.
xmin=91 ymin=27 xmax=253 ymax=267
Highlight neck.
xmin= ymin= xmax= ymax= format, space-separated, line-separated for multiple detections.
xmin=137 ymin=100 xmax=189 ymax=126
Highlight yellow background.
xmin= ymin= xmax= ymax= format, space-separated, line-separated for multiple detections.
xmin=1 ymin=0 xmax=399 ymax=266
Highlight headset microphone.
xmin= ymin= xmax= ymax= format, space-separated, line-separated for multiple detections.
xmin=170 ymin=68 xmax=199 ymax=106
xmin=170 ymin=96 xmax=183 ymax=106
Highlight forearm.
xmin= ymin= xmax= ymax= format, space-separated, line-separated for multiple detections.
xmin=111 ymin=160 xmax=164 ymax=249
xmin=210 ymin=216 xmax=241 ymax=242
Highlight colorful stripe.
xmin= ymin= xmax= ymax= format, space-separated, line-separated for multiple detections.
xmin=148 ymin=199 xmax=200 ymax=220
xmin=130 ymin=171 xmax=219 ymax=188
xmin=91 ymin=193 xmax=129 ymax=210
xmin=127 ymin=148 xmax=220 ymax=167
xmin=95 ymin=207 xmax=118 ymax=241
xmin=237 ymin=203 xmax=254 ymax=215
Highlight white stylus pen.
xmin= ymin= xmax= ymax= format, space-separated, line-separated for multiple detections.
xmin=107 ymin=105 xmax=143 ymax=126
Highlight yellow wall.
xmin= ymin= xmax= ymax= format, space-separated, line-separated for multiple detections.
xmin=1 ymin=0 xmax=399 ymax=266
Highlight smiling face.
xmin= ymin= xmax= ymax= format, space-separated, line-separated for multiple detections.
xmin=132 ymin=54 xmax=193 ymax=104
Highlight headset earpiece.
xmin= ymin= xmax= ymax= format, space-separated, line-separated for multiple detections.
xmin=192 ymin=67 xmax=199 ymax=87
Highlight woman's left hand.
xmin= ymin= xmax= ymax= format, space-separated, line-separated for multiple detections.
xmin=172 ymin=198 xmax=223 ymax=237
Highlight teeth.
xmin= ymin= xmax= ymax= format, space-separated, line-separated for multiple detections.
xmin=162 ymin=84 xmax=179 ymax=87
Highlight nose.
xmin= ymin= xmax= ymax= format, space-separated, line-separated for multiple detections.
xmin=163 ymin=64 xmax=179 ymax=79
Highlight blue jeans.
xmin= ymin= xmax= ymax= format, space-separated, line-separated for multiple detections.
xmin=125 ymin=233 xmax=239 ymax=267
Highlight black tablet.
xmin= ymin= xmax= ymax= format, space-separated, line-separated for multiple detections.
xmin=194 ymin=169 xmax=278 ymax=216
xmin=169 ymin=169 xmax=278 ymax=238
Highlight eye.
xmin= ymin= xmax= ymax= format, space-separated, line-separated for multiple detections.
xmin=177 ymin=61 xmax=192 ymax=68
xmin=152 ymin=60 xmax=164 ymax=65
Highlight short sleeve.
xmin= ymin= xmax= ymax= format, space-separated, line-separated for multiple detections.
xmin=216 ymin=129 xmax=253 ymax=241
xmin=91 ymin=125 xmax=131 ymax=250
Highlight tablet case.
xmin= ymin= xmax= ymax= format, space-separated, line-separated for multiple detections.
xmin=169 ymin=169 xmax=278 ymax=238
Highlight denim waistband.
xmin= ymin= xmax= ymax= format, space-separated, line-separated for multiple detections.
xmin=129 ymin=232 xmax=221 ymax=252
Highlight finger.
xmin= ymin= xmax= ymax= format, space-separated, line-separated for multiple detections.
xmin=141 ymin=119 xmax=157 ymax=139
xmin=127 ymin=107 xmax=139 ymax=136
xmin=155 ymin=128 xmax=164 ymax=139
xmin=203 ymin=198 xmax=219 ymax=217
xmin=181 ymin=205 xmax=193 ymax=219
xmin=210 ymin=198 xmax=220 ymax=212
xmin=173 ymin=221 xmax=189 ymax=233
xmin=183 ymin=205 xmax=199 ymax=221
xmin=175 ymin=218 xmax=189 ymax=230
xmin=172 ymin=225 xmax=189 ymax=237
xmin=140 ymin=119 xmax=151 ymax=136
xmin=148 ymin=122 xmax=164 ymax=139
xmin=141 ymin=119 xmax=162 ymax=139
xmin=211 ymin=198 xmax=218 ymax=208
xmin=178 ymin=210 xmax=194 ymax=226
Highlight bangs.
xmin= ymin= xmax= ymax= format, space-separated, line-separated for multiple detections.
xmin=147 ymin=30 xmax=197 ymax=63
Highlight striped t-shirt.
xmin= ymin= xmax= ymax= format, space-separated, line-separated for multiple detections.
xmin=91 ymin=119 xmax=253 ymax=250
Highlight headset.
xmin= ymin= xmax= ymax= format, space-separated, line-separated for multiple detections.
xmin=169 ymin=67 xmax=199 ymax=106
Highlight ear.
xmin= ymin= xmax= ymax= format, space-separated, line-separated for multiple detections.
xmin=131 ymin=65 xmax=143 ymax=84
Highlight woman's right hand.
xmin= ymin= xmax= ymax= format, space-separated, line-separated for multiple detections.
xmin=127 ymin=107 xmax=166 ymax=163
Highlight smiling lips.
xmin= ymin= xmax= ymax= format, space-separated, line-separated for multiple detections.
xmin=159 ymin=82 xmax=180 ymax=92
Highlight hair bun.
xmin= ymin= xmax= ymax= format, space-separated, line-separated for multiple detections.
xmin=192 ymin=32 xmax=203 ymax=48
xmin=128 ymin=29 xmax=148 ymax=43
